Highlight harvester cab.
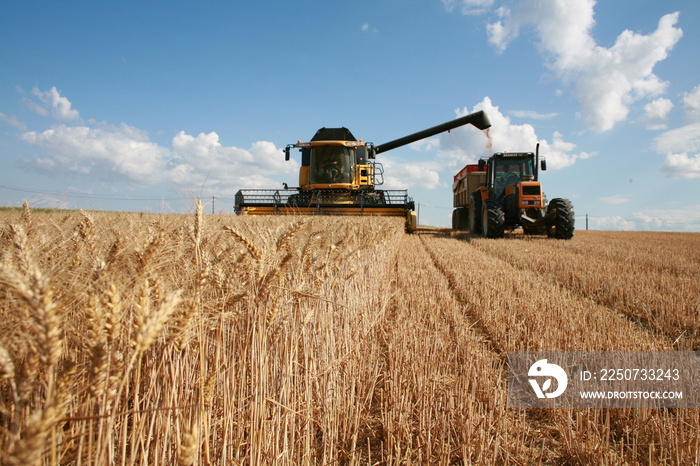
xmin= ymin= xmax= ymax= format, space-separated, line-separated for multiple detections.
xmin=236 ymin=110 xmax=492 ymax=232
xmin=452 ymin=146 xmax=574 ymax=239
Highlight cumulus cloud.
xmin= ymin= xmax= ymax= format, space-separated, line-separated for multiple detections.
xmin=434 ymin=97 xmax=591 ymax=171
xmin=442 ymin=0 xmax=494 ymax=15
xmin=30 ymin=86 xmax=81 ymax=121
xmin=21 ymin=124 xmax=170 ymax=185
xmin=592 ymin=216 xmax=637 ymax=231
xmin=654 ymin=122 xmax=700 ymax=178
xmin=380 ymin=155 xmax=441 ymax=190
xmin=683 ymin=85 xmax=700 ymax=122
xmin=592 ymin=206 xmax=700 ymax=231
xmin=600 ymin=195 xmax=630 ymax=205
xmin=0 ymin=112 xmax=27 ymax=131
xmin=509 ymin=110 xmax=558 ymax=120
xmin=170 ymin=131 xmax=297 ymax=193
xmin=660 ymin=153 xmax=700 ymax=179
xmin=639 ymin=98 xmax=673 ymax=130
xmin=485 ymin=1 xmax=682 ymax=131
xmin=18 ymin=87 xmax=297 ymax=193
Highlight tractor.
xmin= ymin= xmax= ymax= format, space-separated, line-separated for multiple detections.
xmin=452 ymin=146 xmax=575 ymax=238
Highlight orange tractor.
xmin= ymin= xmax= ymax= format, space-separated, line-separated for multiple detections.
xmin=452 ymin=146 xmax=575 ymax=238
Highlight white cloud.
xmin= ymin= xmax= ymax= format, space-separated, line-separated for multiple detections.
xmin=628 ymin=206 xmax=700 ymax=231
xmin=592 ymin=206 xmax=700 ymax=231
xmin=21 ymin=123 xmax=298 ymax=192
xmin=654 ymin=122 xmax=700 ymax=154
xmin=600 ymin=195 xmax=630 ymax=205
xmin=30 ymin=87 xmax=81 ymax=121
xmin=639 ymin=98 xmax=673 ymax=130
xmin=683 ymin=85 xmax=700 ymax=122
xmin=18 ymin=89 xmax=299 ymax=193
xmin=486 ymin=2 xmax=682 ymax=132
xmin=654 ymin=122 xmax=700 ymax=178
xmin=443 ymin=0 xmax=494 ymax=15
xmin=21 ymin=124 xmax=170 ymax=185
xmin=170 ymin=132 xmax=297 ymax=193
xmin=381 ymin=154 xmax=441 ymax=190
xmin=592 ymin=216 xmax=637 ymax=231
xmin=435 ymin=97 xmax=589 ymax=171
xmin=24 ymin=98 xmax=49 ymax=117
xmin=361 ymin=22 xmax=378 ymax=33
xmin=660 ymin=153 xmax=700 ymax=179
xmin=0 ymin=112 xmax=27 ymax=131
xmin=509 ymin=110 xmax=558 ymax=120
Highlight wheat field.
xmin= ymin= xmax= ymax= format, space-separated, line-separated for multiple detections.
xmin=0 ymin=206 xmax=698 ymax=464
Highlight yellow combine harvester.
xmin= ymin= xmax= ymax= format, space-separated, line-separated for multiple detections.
xmin=235 ymin=110 xmax=491 ymax=232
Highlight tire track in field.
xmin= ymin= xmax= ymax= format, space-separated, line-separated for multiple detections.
xmin=464 ymin=232 xmax=699 ymax=350
xmin=417 ymin=232 xmax=505 ymax=357
xmin=418 ymin=229 xmax=668 ymax=352
xmin=377 ymin=232 xmax=549 ymax=463
xmin=413 ymin=230 xmax=589 ymax=463
xmin=416 ymin=229 xmax=693 ymax=464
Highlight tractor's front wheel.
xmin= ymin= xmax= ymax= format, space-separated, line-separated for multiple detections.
xmin=546 ymin=198 xmax=575 ymax=239
xmin=482 ymin=199 xmax=505 ymax=238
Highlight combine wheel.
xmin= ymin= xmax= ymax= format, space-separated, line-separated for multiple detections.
xmin=468 ymin=192 xmax=482 ymax=233
xmin=546 ymin=198 xmax=575 ymax=239
xmin=481 ymin=199 xmax=505 ymax=238
xmin=405 ymin=211 xmax=418 ymax=233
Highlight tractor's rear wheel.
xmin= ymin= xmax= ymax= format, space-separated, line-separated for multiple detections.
xmin=469 ymin=192 xmax=482 ymax=233
xmin=546 ymin=198 xmax=575 ymax=239
xmin=452 ymin=208 xmax=468 ymax=230
xmin=482 ymin=199 xmax=505 ymax=238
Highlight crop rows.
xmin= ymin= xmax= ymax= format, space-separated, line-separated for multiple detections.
xmin=0 ymin=208 xmax=698 ymax=464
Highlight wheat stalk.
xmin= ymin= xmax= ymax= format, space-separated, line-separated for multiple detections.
xmin=223 ymin=225 xmax=261 ymax=260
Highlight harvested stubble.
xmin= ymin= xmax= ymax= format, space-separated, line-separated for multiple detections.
xmin=0 ymin=209 xmax=697 ymax=464
xmin=466 ymin=230 xmax=700 ymax=351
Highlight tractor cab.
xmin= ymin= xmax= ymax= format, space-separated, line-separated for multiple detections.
xmin=481 ymin=152 xmax=544 ymax=199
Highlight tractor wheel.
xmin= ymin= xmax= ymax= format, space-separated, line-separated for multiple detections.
xmin=482 ymin=199 xmax=505 ymax=238
xmin=546 ymin=198 xmax=575 ymax=239
xmin=468 ymin=192 xmax=482 ymax=233
xmin=452 ymin=208 xmax=468 ymax=230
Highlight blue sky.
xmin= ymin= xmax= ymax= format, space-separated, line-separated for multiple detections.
xmin=1 ymin=0 xmax=699 ymax=231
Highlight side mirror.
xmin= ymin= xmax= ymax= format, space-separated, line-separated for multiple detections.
xmin=478 ymin=159 xmax=486 ymax=171
xmin=540 ymin=159 xmax=547 ymax=171
xmin=284 ymin=146 xmax=291 ymax=161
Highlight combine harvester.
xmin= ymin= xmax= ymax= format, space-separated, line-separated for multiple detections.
xmin=235 ymin=110 xmax=491 ymax=232
xmin=452 ymin=146 xmax=575 ymax=238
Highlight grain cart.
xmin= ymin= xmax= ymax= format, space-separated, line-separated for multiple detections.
xmin=452 ymin=146 xmax=574 ymax=238
xmin=236 ymin=110 xmax=492 ymax=232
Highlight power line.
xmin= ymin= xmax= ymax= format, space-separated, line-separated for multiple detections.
xmin=0 ymin=185 xmax=235 ymax=202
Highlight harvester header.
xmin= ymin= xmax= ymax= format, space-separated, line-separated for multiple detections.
xmin=235 ymin=110 xmax=491 ymax=232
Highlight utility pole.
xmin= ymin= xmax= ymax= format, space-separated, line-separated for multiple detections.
xmin=212 ymin=196 xmax=215 ymax=215
xmin=586 ymin=213 xmax=588 ymax=231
